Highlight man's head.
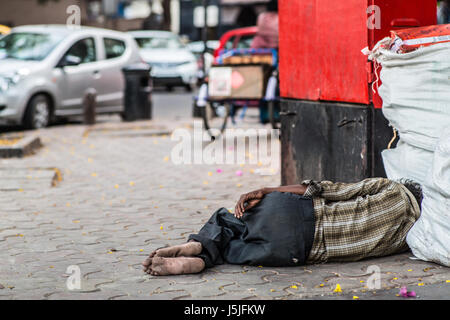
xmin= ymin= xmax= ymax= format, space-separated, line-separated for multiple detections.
xmin=399 ymin=179 xmax=423 ymax=209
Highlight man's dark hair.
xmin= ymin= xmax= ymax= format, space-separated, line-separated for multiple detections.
xmin=399 ymin=179 xmax=423 ymax=209
xmin=267 ymin=0 xmax=278 ymax=12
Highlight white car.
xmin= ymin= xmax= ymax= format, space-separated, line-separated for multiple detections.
xmin=129 ymin=30 xmax=198 ymax=91
xmin=0 ymin=25 xmax=142 ymax=129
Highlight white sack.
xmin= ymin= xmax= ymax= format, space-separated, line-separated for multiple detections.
xmin=372 ymin=41 xmax=450 ymax=186
xmin=370 ymin=41 xmax=450 ymax=266
xmin=406 ymin=128 xmax=450 ymax=267
xmin=381 ymin=140 xmax=434 ymax=184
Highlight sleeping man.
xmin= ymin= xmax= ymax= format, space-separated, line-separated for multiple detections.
xmin=142 ymin=178 xmax=422 ymax=276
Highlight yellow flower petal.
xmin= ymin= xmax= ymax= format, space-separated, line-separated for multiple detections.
xmin=290 ymin=285 xmax=298 ymax=289
xmin=353 ymin=296 xmax=359 ymax=300
xmin=333 ymin=284 xmax=342 ymax=293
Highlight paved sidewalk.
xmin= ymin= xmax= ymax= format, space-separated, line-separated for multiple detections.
xmin=0 ymin=119 xmax=449 ymax=300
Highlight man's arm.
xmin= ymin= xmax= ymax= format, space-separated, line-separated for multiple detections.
xmin=234 ymin=184 xmax=308 ymax=218
xmin=313 ymin=178 xmax=394 ymax=201
xmin=261 ymin=184 xmax=307 ymax=196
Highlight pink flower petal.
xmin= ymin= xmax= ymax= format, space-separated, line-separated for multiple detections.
xmin=216 ymin=169 xmax=223 ymax=173
xmin=399 ymin=287 xmax=408 ymax=297
xmin=235 ymin=170 xmax=243 ymax=176
xmin=399 ymin=286 xmax=416 ymax=298
xmin=407 ymin=291 xmax=417 ymax=298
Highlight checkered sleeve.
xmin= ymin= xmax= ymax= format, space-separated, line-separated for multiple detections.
xmin=301 ymin=180 xmax=322 ymax=198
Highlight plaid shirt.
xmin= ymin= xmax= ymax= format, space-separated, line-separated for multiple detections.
xmin=302 ymin=178 xmax=421 ymax=264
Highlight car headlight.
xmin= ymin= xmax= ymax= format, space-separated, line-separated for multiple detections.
xmin=0 ymin=77 xmax=13 ymax=92
xmin=0 ymin=71 xmax=26 ymax=92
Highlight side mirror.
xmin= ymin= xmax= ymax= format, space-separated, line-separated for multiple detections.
xmin=57 ymin=55 xmax=82 ymax=68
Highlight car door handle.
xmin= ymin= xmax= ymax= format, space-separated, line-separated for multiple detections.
xmin=92 ymin=70 xmax=101 ymax=79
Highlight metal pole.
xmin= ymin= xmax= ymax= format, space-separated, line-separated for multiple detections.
xmin=202 ymin=0 xmax=209 ymax=79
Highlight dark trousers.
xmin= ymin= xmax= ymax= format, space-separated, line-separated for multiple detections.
xmin=189 ymin=192 xmax=315 ymax=268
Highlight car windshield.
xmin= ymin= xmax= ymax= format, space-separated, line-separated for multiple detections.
xmin=135 ymin=36 xmax=184 ymax=50
xmin=0 ymin=32 xmax=64 ymax=61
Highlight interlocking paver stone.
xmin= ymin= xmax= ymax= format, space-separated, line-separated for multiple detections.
xmin=0 ymin=119 xmax=448 ymax=300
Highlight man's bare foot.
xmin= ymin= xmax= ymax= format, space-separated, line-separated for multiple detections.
xmin=147 ymin=256 xmax=205 ymax=276
xmin=149 ymin=241 xmax=202 ymax=258
xmin=142 ymin=257 xmax=153 ymax=272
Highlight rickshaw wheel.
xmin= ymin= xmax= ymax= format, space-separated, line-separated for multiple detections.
xmin=202 ymin=101 xmax=231 ymax=140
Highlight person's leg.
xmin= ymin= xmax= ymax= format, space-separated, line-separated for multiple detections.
xmin=149 ymin=241 xmax=203 ymax=258
xmin=143 ymin=207 xmax=245 ymax=273
xmin=142 ymin=240 xmax=202 ymax=273
xmin=146 ymin=256 xmax=206 ymax=276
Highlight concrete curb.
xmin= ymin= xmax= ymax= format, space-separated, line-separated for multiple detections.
xmin=0 ymin=135 xmax=42 ymax=158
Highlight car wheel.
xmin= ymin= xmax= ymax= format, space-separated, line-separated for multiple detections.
xmin=23 ymin=94 xmax=51 ymax=130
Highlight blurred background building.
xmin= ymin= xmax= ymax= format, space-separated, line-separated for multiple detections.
xmin=0 ymin=0 xmax=272 ymax=41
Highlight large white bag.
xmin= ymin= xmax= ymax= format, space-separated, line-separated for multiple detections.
xmin=375 ymin=41 xmax=450 ymax=152
xmin=369 ymin=41 xmax=450 ymax=186
xmin=381 ymin=140 xmax=434 ymax=184
xmin=368 ymin=40 xmax=450 ymax=266
xmin=406 ymin=129 xmax=450 ymax=267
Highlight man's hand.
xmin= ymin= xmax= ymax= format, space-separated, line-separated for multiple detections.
xmin=234 ymin=189 xmax=266 ymax=219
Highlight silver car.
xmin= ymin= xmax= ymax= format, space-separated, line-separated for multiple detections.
xmin=0 ymin=25 xmax=142 ymax=129
xmin=129 ymin=30 xmax=198 ymax=91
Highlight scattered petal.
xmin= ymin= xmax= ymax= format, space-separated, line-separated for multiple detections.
xmin=235 ymin=170 xmax=243 ymax=176
xmin=353 ymin=296 xmax=359 ymax=300
xmin=216 ymin=169 xmax=223 ymax=173
xmin=290 ymin=285 xmax=298 ymax=290
xmin=129 ymin=181 xmax=135 ymax=186
xmin=208 ymin=171 xmax=213 ymax=176
xmin=333 ymin=284 xmax=342 ymax=293
xmin=114 ymin=184 xmax=119 ymax=189
xmin=91 ymin=172 xmax=98 ymax=177
xmin=399 ymin=286 xmax=416 ymax=298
